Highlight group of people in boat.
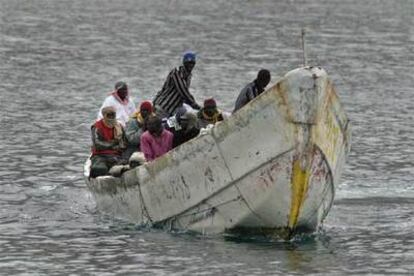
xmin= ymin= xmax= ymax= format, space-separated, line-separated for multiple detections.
xmin=89 ymin=51 xmax=271 ymax=178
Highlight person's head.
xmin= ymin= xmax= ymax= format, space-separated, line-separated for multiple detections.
xmin=179 ymin=112 xmax=198 ymax=132
xmin=146 ymin=115 xmax=163 ymax=137
xmin=139 ymin=101 xmax=154 ymax=119
xmin=203 ymin=98 xmax=218 ymax=117
xmin=182 ymin=51 xmax=196 ymax=73
xmin=115 ymin=81 xmax=128 ymax=100
xmin=175 ymin=106 xmax=188 ymax=123
xmin=256 ymin=69 xmax=271 ymax=89
xmin=102 ymin=106 xmax=117 ymax=127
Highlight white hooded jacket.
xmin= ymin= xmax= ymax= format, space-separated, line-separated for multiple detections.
xmin=97 ymin=91 xmax=136 ymax=126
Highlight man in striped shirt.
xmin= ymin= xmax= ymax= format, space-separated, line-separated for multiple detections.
xmin=153 ymin=51 xmax=202 ymax=117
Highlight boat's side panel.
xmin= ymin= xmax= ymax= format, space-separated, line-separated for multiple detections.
xmin=87 ymin=175 xmax=146 ymax=223
xmin=174 ymin=153 xmax=295 ymax=233
xmin=312 ymin=79 xmax=351 ymax=186
xmin=169 ymin=185 xmax=250 ymax=234
xmin=171 ymin=147 xmax=333 ymax=234
xmin=134 ymin=85 xmax=297 ymax=224
xmin=292 ymin=75 xmax=350 ymax=228
xmin=136 ymin=133 xmax=234 ymax=222
xmin=214 ymin=87 xmax=296 ymax=182
xmin=295 ymin=146 xmax=334 ymax=229
xmin=233 ymin=152 xmax=293 ymax=228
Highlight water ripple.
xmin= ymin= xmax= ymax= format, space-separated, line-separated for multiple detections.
xmin=1 ymin=0 xmax=413 ymax=274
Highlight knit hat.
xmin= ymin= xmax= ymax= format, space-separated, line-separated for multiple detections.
xmin=181 ymin=112 xmax=197 ymax=130
xmin=203 ymin=98 xmax=217 ymax=108
xmin=175 ymin=106 xmax=188 ymax=121
xmin=114 ymin=81 xmax=128 ymax=91
xmin=140 ymin=101 xmax=154 ymax=112
xmin=183 ymin=51 xmax=196 ymax=63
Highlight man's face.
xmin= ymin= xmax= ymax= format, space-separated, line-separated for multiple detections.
xmin=105 ymin=111 xmax=116 ymax=119
xmin=204 ymin=106 xmax=217 ymax=117
xmin=257 ymin=74 xmax=271 ymax=89
xmin=183 ymin=61 xmax=195 ymax=73
xmin=103 ymin=111 xmax=117 ymax=127
xmin=147 ymin=119 xmax=162 ymax=136
xmin=179 ymin=118 xmax=188 ymax=130
xmin=141 ymin=109 xmax=150 ymax=119
xmin=117 ymin=88 xmax=128 ymax=100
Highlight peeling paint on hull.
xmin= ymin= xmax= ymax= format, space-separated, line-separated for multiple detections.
xmin=85 ymin=67 xmax=351 ymax=239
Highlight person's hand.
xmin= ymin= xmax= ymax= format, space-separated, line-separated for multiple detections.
xmin=192 ymin=103 xmax=201 ymax=110
xmin=111 ymin=139 xmax=120 ymax=146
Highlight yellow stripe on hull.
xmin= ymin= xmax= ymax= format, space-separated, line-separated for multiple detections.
xmin=289 ymin=159 xmax=310 ymax=229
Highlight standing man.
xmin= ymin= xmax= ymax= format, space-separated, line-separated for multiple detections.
xmin=153 ymin=51 xmax=202 ymax=117
xmin=97 ymin=81 xmax=136 ymax=126
xmin=233 ymin=69 xmax=271 ymax=113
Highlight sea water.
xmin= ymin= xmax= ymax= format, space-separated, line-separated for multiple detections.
xmin=1 ymin=0 xmax=413 ymax=274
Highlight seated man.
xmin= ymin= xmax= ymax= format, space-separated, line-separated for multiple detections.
xmin=164 ymin=107 xmax=200 ymax=148
xmin=123 ymin=101 xmax=155 ymax=160
xmin=140 ymin=115 xmax=174 ymax=161
xmin=90 ymin=106 xmax=127 ymax=178
xmin=197 ymin=98 xmax=225 ymax=129
xmin=97 ymin=81 xmax=135 ymax=126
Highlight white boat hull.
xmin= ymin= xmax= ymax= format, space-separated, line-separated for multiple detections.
xmin=85 ymin=67 xmax=351 ymax=238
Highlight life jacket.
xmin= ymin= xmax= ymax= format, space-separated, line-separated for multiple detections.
xmin=91 ymin=119 xmax=121 ymax=156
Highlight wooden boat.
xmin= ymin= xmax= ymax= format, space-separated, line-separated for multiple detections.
xmin=84 ymin=66 xmax=351 ymax=239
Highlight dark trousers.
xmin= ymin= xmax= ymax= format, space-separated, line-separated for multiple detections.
xmin=90 ymin=155 xmax=121 ymax=178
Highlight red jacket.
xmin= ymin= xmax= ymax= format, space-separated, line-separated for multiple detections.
xmin=91 ymin=119 xmax=121 ymax=156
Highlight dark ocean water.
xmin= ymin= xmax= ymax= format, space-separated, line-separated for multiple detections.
xmin=1 ymin=0 xmax=413 ymax=275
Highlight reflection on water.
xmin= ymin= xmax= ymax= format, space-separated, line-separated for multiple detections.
xmin=1 ymin=0 xmax=413 ymax=274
